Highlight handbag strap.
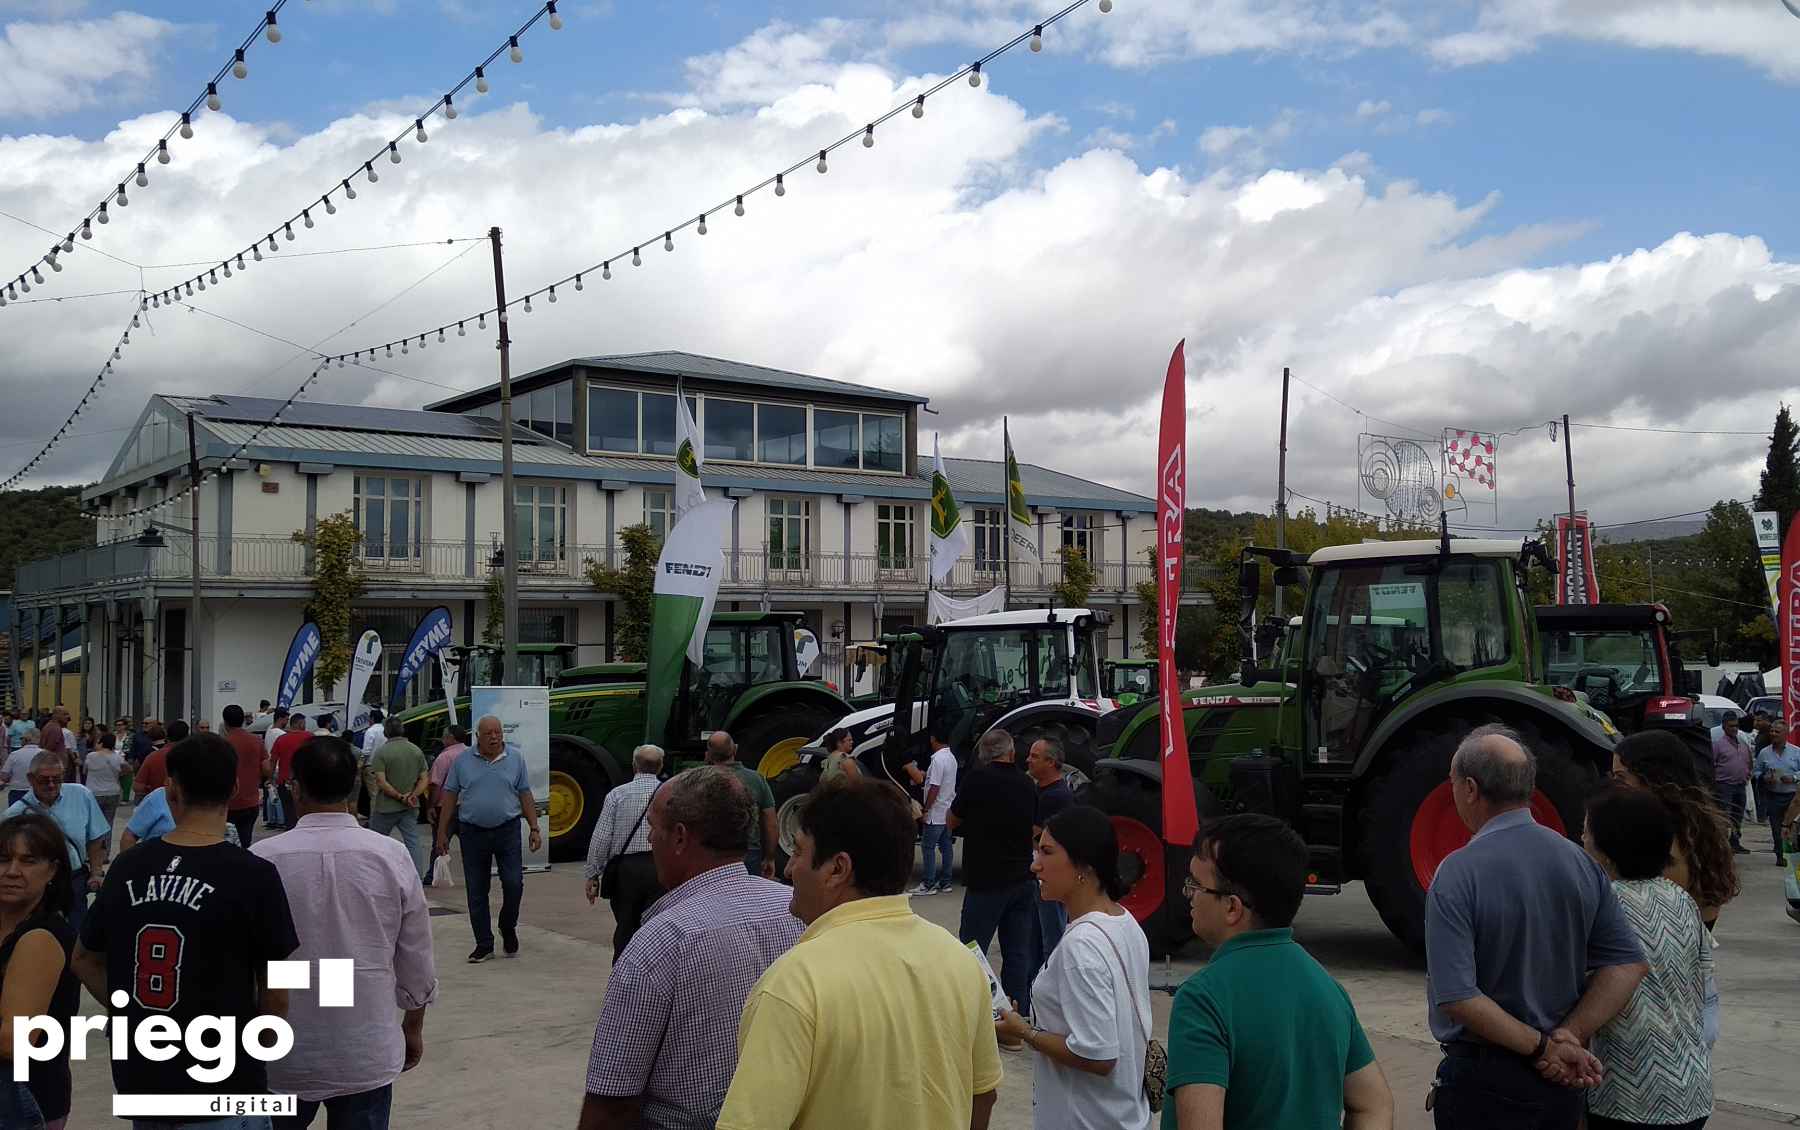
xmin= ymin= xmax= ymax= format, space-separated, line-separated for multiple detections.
xmin=1074 ymin=919 xmax=1151 ymax=1041
xmin=608 ymin=783 xmax=654 ymax=865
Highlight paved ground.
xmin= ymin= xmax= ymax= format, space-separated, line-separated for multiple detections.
xmin=64 ymin=812 xmax=1798 ymax=1129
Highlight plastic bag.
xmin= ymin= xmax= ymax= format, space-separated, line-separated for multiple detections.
xmin=431 ymin=854 xmax=455 ymax=889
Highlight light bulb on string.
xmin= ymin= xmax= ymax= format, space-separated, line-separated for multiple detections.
xmin=664 ymin=231 xmax=674 ymax=251
xmin=863 ymin=125 xmax=875 ymax=148
xmin=523 ymin=295 xmax=533 ymax=313
xmin=969 ymin=62 xmax=982 ymax=87
xmin=418 ymin=333 xmax=427 ymax=350
xmin=343 ymin=178 xmax=356 ymax=201
xmin=337 ymin=355 xmax=345 ymax=368
xmin=303 ymin=209 xmax=314 ymax=229
xmin=509 ymin=36 xmax=523 ymax=63
xmin=1031 ymin=25 xmax=1043 ymax=51
xmin=389 ymin=142 xmax=401 ymax=165
xmin=734 ymin=195 xmax=745 ymax=217
xmin=401 ymin=339 xmax=409 ymax=354
xmin=1099 ymin=0 xmax=1113 ymax=11
xmin=222 ymin=260 xmax=231 ymax=278
xmin=775 ymin=174 xmax=786 ymax=196
xmin=264 ymin=10 xmax=280 ymax=43
xmin=209 ymin=267 xmax=219 ymax=284
xmin=185 ymin=281 xmax=194 ymax=296
xmin=386 ymin=344 xmax=393 ymax=358
xmin=548 ymin=1 xmax=563 ymax=30
xmin=253 ymin=244 xmax=263 ymax=261
xmin=116 ymin=184 xmax=128 ymax=206
xmin=547 ymin=286 xmax=557 ymax=304
xmin=18 ymin=276 xmax=28 ymax=293
xmin=574 ymin=273 xmax=584 ymax=291
xmin=268 ymin=234 xmax=278 ymax=251
xmin=602 ymin=261 xmax=611 ymax=280
xmin=913 ymin=95 xmax=926 ymax=118
xmin=478 ymin=313 xmax=486 ymax=329
xmin=366 ymin=161 xmax=379 ymax=184
xmin=81 ymin=219 xmax=92 ymax=240
xmin=157 ymin=139 xmax=170 ymax=165
xmin=817 ymin=149 xmax=829 ymax=173
xmin=48 ymin=257 xmax=61 ymax=273
xmin=444 ymin=94 xmax=457 ymax=120
xmin=180 ymin=113 xmax=194 ymax=139
xmin=415 ymin=119 xmax=428 ymax=143
xmin=457 ymin=321 xmax=466 ymax=336
xmin=207 ymin=83 xmax=221 ymax=111
xmin=437 ymin=328 xmax=446 ymax=342
xmin=135 ymin=164 xmax=148 ymax=188
xmin=697 ymin=212 xmax=708 ymax=236
xmin=61 ymin=232 xmax=74 ymax=252
xmin=284 ymin=222 xmax=295 ymax=241
xmin=236 ymin=253 xmax=246 ymax=270
xmin=632 ymin=247 xmax=642 ymax=266
xmin=31 ymin=266 xmax=43 ymax=284
xmin=324 ymin=195 xmax=336 ymax=216
xmin=233 ymin=49 xmax=248 ymax=79
xmin=476 ymin=67 xmax=489 ymax=94
xmin=96 ymin=204 xmax=108 ymax=225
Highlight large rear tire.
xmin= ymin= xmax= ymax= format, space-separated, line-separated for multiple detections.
xmin=741 ymin=704 xmax=841 ymax=779
xmin=1359 ymin=718 xmax=1594 ymax=954
xmin=549 ymin=737 xmax=614 ymax=864
xmin=1085 ymin=769 xmax=1209 ymax=959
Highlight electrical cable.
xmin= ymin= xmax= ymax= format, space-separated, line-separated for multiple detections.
xmin=1 ymin=293 xmax=145 ymax=489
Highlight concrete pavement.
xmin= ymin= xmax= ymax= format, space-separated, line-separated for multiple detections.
xmin=62 ymin=812 xmax=1799 ymax=1129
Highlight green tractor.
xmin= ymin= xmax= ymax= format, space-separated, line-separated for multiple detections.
xmin=396 ymin=611 xmax=847 ymax=863
xmin=1103 ymin=658 xmax=1159 ymax=706
xmin=1087 ymin=535 xmax=1619 ymax=957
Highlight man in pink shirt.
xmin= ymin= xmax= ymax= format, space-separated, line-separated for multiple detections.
xmin=427 ymin=724 xmax=468 ymax=837
xmin=253 ymin=735 xmax=438 ymax=1128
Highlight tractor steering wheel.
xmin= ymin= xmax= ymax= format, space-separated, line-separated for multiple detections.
xmin=1574 ymin=666 xmax=1621 ymax=709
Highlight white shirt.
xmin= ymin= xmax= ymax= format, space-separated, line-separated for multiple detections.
xmin=1 ymin=745 xmax=41 ymax=788
xmin=924 ymin=746 xmax=958 ymax=824
xmin=1029 ymin=909 xmax=1152 ymax=1130
xmin=265 ymin=726 xmax=284 ymax=755
xmin=362 ymin=727 xmax=389 ymax=757
xmin=84 ymin=750 xmax=126 ymax=796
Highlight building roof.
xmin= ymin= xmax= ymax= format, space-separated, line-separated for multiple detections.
xmin=427 ymin=350 xmax=929 ymax=411
xmin=162 ymin=394 xmax=543 ymax=444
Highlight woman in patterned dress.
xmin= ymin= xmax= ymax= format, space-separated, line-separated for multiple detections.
xmin=1581 ymin=783 xmax=1714 ymax=1130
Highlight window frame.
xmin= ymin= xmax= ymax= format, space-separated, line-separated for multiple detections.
xmin=352 ymin=473 xmax=428 ymax=566
xmin=512 ymin=480 xmax=570 ymax=566
xmin=876 ymin=502 xmax=918 ymax=575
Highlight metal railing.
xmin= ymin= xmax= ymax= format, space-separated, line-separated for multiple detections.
xmin=13 ymin=536 xmax=1216 ymax=599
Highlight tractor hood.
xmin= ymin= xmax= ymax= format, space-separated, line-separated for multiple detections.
xmin=821 ymin=701 xmax=901 ymax=755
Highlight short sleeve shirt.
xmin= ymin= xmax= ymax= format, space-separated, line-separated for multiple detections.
xmin=730 ymin=765 xmax=776 ymax=852
xmin=1032 ymin=911 xmax=1152 ymax=1130
xmin=949 ymin=764 xmax=1037 ymax=890
xmin=444 ymin=746 xmax=529 ymax=827
xmin=924 ymin=748 xmax=958 ymax=823
xmin=84 ymin=751 xmax=126 ymax=796
xmin=225 ymin=727 xmax=267 ymax=810
xmin=1162 ymin=929 xmax=1373 ymax=1130
xmin=4 ymin=784 xmax=108 ymax=870
xmin=1755 ymin=743 xmax=1800 ymax=793
xmin=369 ymin=739 xmax=428 ymax=814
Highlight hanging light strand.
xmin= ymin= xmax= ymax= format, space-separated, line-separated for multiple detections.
xmin=0 ymin=2 xmax=292 ymax=305
xmin=0 ymin=293 xmax=147 ymax=491
xmin=315 ymin=0 xmax=1103 ymax=364
xmin=129 ymin=1 xmax=565 ymax=315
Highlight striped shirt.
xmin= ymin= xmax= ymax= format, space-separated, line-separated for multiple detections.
xmin=583 ymin=773 xmax=660 ymax=882
xmin=586 ymin=863 xmax=802 ymax=1129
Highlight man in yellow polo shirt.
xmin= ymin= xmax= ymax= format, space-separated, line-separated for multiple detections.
xmin=717 ymin=778 xmax=1003 ymax=1130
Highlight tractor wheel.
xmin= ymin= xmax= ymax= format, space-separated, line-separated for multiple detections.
xmin=1360 ymin=718 xmax=1593 ymax=954
xmin=741 ymin=704 xmax=840 ymax=779
xmin=1086 ymin=770 xmax=1198 ymax=959
xmin=549 ymin=737 xmax=613 ymax=864
xmin=764 ymin=764 xmax=825 ymax=882
xmin=1014 ymin=719 xmax=1100 ymax=779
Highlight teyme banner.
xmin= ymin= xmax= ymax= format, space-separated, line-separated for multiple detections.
xmin=390 ymin=606 xmax=453 ymax=710
xmin=1555 ymin=513 xmax=1600 ymax=606
xmin=275 ymin=622 xmax=321 ymax=710
xmin=1157 ymin=341 xmax=1198 ymax=848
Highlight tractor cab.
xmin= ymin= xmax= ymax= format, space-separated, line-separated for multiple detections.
xmin=845 ymin=642 xmax=897 ymax=709
xmin=1103 ymin=658 xmax=1158 ymax=705
xmin=1534 ymin=603 xmax=1717 ymax=738
xmin=444 ymin=642 xmax=578 ymax=690
xmin=678 ymin=612 xmax=809 ymax=736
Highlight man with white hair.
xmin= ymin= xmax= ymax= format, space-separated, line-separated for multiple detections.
xmin=1424 ymin=723 xmax=1646 ymax=1130
xmin=585 ymin=743 xmax=666 ymax=956
xmin=435 ymin=714 xmax=541 ymax=963
xmin=4 ymin=748 xmax=110 ymax=935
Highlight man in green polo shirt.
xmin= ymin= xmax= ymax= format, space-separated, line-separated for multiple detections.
xmin=1163 ymin=814 xmax=1394 ymax=1129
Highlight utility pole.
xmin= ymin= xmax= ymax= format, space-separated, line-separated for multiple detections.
xmin=489 ymin=227 xmax=520 ymax=686
xmin=1562 ymin=413 xmax=1576 ymax=520
xmin=1274 ymin=367 xmax=1291 ymax=620
xmin=186 ymin=412 xmax=203 ymax=724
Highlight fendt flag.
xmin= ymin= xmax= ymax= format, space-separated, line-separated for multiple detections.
xmin=674 ymin=386 xmax=706 ymax=524
xmin=275 ymin=621 xmax=321 ymax=710
xmin=642 ymin=498 xmax=734 ymax=748
xmin=1157 ymin=341 xmax=1198 ymax=848
xmin=1554 ymin=513 xmax=1600 ymax=606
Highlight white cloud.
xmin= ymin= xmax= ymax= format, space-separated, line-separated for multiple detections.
xmin=0 ymin=11 xmax=176 ymax=117
xmin=1415 ymin=107 xmax=1454 ymax=127
xmin=1427 ymin=0 xmax=1800 ymax=80
xmin=1355 ymin=98 xmax=1391 ymax=119
xmin=3 ymin=20 xmax=1797 ymax=532
xmin=676 ymin=18 xmax=864 ymax=108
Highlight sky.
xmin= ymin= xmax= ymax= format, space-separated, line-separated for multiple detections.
xmin=4 ymin=0 xmax=1800 ymax=533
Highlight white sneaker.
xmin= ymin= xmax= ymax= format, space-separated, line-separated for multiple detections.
xmin=908 ymin=883 xmax=937 ymax=896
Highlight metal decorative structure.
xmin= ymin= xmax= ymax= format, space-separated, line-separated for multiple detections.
xmin=1357 ymin=433 xmax=1442 ymax=523
xmin=1441 ymin=427 xmax=1499 ymax=526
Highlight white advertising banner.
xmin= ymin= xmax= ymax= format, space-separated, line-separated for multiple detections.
xmin=439 ymin=651 xmax=460 ymax=726
xmin=1754 ymin=509 xmax=1781 ymax=617
xmin=344 ymin=630 xmax=383 ymax=733
xmin=471 ymin=685 xmax=551 ymax=872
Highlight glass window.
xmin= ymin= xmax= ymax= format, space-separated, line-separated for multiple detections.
xmin=1036 ymin=630 xmax=1072 ymax=698
xmin=643 ymin=489 xmax=673 ymax=543
xmin=514 ymin=483 xmax=567 ymax=563
xmin=643 ymin=393 xmax=698 ymax=456
xmin=554 ymin=382 xmax=573 ymax=445
xmin=1439 ymin=561 xmax=1510 ymax=672
xmin=1061 ymin=513 xmax=1096 ymax=560
xmin=588 ymin=387 xmax=639 ymax=453
xmin=862 ymin=414 xmax=904 ymax=473
xmin=767 ymin=497 xmax=812 ymax=571
xmin=705 ymin=398 xmax=754 ymax=461
xmin=758 ymin=403 xmax=807 ymax=466
xmin=354 ymin=475 xmax=425 ymax=561
xmin=877 ymin=503 xmax=915 ymax=572
xmin=814 ymin=410 xmax=860 ymax=469
xmin=528 ymin=386 xmax=555 ymax=438
xmin=974 ymin=507 xmax=1004 ymax=570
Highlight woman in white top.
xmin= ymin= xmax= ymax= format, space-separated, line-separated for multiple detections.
xmin=996 ymin=805 xmax=1152 ymax=1130
xmin=82 ymin=731 xmax=126 ymax=854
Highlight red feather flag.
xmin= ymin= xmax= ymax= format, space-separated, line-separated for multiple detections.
xmin=1783 ymin=516 xmax=1800 ymax=735
xmin=1158 ymin=341 xmax=1199 ymax=847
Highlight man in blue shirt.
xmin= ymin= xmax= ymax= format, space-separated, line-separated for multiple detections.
xmin=1754 ymin=719 xmax=1800 ymax=865
xmin=435 ymin=714 xmax=541 ymax=963
xmin=1424 ymin=724 xmax=1646 ymax=1130
xmin=4 ymin=748 xmax=110 ymax=936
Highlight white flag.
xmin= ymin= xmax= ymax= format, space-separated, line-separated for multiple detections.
xmin=345 ymin=630 xmax=383 ymax=733
xmin=655 ymin=499 xmax=736 ymax=666
xmin=675 ymin=390 xmax=706 ymax=523
xmin=1005 ymin=426 xmax=1040 ymax=566
xmin=439 ymin=651 xmax=460 ymax=726
xmin=929 ymin=435 xmax=970 ymax=584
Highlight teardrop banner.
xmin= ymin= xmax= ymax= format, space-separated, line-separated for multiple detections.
xmin=390 ymin=606 xmax=454 ymax=711
xmin=275 ymin=621 xmax=321 ymax=710
xmin=1158 ymin=340 xmax=1198 ymax=848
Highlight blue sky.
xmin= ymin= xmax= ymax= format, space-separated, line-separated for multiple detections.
xmin=6 ymin=0 xmax=1800 ymax=522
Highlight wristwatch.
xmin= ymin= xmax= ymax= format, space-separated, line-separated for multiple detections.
xmin=1529 ymin=1030 xmax=1549 ymax=1061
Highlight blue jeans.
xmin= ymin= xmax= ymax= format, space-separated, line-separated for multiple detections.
xmin=1035 ymin=896 xmax=1067 ymax=968
xmin=274 ymin=1084 xmax=392 ymax=1130
xmin=460 ymin=818 xmax=523 ymax=949
xmin=920 ymin=823 xmax=954 ymax=888
xmin=369 ymin=808 xmax=428 ymax=881
xmin=959 ymin=878 xmax=1038 ymax=1016
xmin=1714 ymin=782 xmax=1747 ymax=844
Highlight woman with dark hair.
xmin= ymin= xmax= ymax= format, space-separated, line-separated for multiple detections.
xmin=0 ymin=813 xmax=80 ymax=1130
xmin=819 ymin=728 xmax=862 ymax=784
xmin=996 ymin=805 xmax=1151 ymax=1130
xmin=1582 ymin=784 xmax=1714 ymax=1130
xmin=1612 ymin=730 xmax=1741 ymax=929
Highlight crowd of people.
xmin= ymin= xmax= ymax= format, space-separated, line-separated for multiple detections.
xmin=0 ymin=701 xmax=1769 ymax=1130
xmin=1708 ymin=708 xmax=1800 ymax=865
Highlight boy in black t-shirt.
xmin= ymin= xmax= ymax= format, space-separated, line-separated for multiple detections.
xmin=73 ymin=732 xmax=300 ymax=1128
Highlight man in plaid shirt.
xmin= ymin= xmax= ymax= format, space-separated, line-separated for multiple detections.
xmin=580 ymin=765 xmax=802 ymax=1130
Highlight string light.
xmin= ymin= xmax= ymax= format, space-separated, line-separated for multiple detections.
xmin=817 ymin=149 xmax=829 ymax=173
xmin=970 ymin=62 xmax=983 ymax=87
xmin=415 ymin=119 xmax=428 ymax=143
xmin=264 ymin=10 xmax=281 ymax=43
xmin=574 ymin=273 xmax=583 ymax=291
xmin=913 ymin=95 xmax=926 ymax=118
xmin=180 ymin=113 xmax=194 ymax=140
xmin=697 ymin=214 xmax=708 ymax=235
xmin=862 ymin=125 xmax=875 ymax=148
xmin=775 ymin=174 xmax=786 ymax=197
xmin=1 ymin=292 xmax=144 ymax=490
xmin=389 ymin=141 xmax=402 ymax=165
xmin=632 ymin=247 xmax=642 ymax=266
xmin=510 ymin=35 xmax=523 ymax=63
xmin=1031 ymin=25 xmax=1044 ymax=51
xmin=735 ymin=195 xmax=745 ymax=217
xmin=548 ymin=1 xmax=563 ymax=30
xmin=476 ymin=67 xmax=490 ymax=94
xmin=207 ymin=83 xmax=221 ymax=112
xmin=233 ymin=49 xmax=249 ymax=80
xmin=664 ymin=231 xmax=674 ymax=251
xmin=445 ymin=94 xmax=457 ymax=120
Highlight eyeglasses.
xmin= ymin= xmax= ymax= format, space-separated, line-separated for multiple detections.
xmin=1182 ymin=877 xmax=1249 ymax=908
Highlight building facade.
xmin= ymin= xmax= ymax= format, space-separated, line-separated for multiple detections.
xmin=10 ymin=351 xmax=1189 ymax=727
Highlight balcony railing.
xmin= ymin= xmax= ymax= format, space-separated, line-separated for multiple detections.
xmin=12 ymin=535 xmax=1217 ymax=600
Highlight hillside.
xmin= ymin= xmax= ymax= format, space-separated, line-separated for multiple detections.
xmin=0 ymin=485 xmax=92 ymax=590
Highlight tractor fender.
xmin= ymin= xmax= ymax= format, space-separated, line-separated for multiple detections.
xmin=724 ymin=681 xmax=851 ymax=733
xmin=991 ymin=700 xmax=1105 ymax=735
xmin=554 ymin=732 xmax=627 ymax=790
xmin=1090 ymin=756 xmax=1162 ymax=788
xmin=1353 ymin=682 xmax=1617 ymax=780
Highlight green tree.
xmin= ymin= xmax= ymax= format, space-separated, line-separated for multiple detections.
xmin=1756 ymin=404 xmax=1800 ymax=539
xmin=0 ymin=485 xmax=91 ymax=584
xmin=587 ymin=524 xmax=658 ymax=661
xmin=1053 ymin=546 xmax=1097 ymax=608
xmin=292 ymin=512 xmax=364 ymax=696
xmin=482 ymin=571 xmax=504 ymax=644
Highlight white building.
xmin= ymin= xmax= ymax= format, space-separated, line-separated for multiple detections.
xmin=11 ymin=351 xmax=1186 ymax=725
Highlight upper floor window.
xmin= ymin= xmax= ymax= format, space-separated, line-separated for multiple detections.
xmin=757 ymin=403 xmax=808 ymax=466
xmin=514 ymin=482 xmax=568 ymax=564
xmin=1062 ymin=513 xmax=1097 ymax=561
xmin=643 ymin=489 xmax=673 ymax=543
xmin=814 ymin=410 xmax=859 ymax=469
xmin=862 ymin=415 xmax=904 ymax=473
xmin=974 ymin=507 xmax=1004 ymax=570
xmin=523 ymin=382 xmax=572 ymax=445
xmin=355 ymin=475 xmax=426 ymax=561
xmin=877 ymin=504 xmax=916 ymax=573
xmin=705 ymin=398 xmax=754 ymax=462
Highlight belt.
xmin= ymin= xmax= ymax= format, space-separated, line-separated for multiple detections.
xmin=1440 ymin=1041 xmax=1522 ymax=1061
